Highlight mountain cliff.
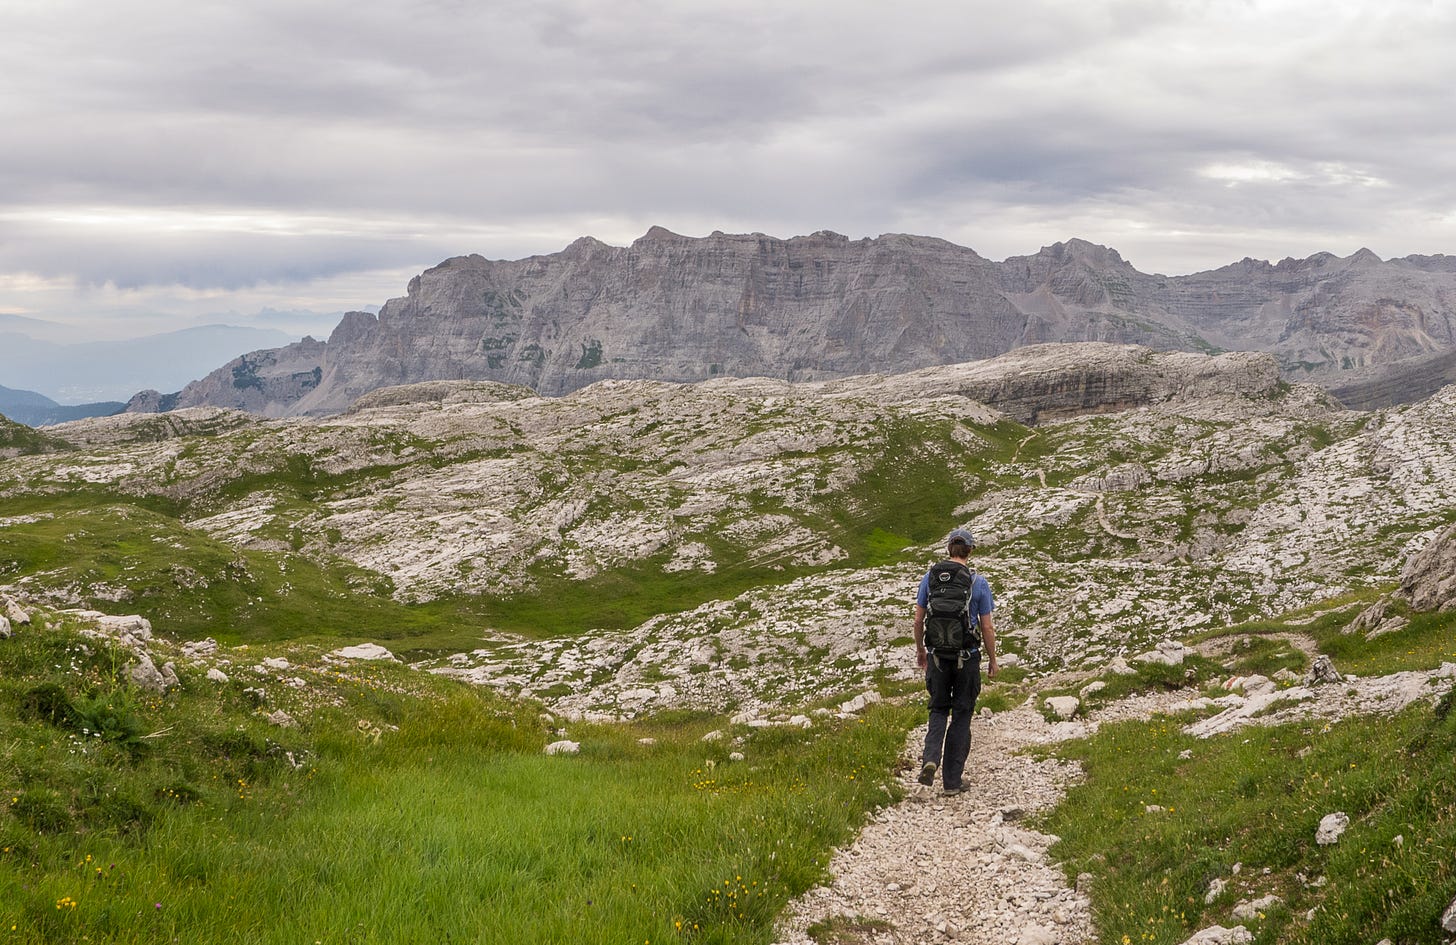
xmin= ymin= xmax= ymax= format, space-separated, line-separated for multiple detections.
xmin=128 ymin=230 xmax=1456 ymax=417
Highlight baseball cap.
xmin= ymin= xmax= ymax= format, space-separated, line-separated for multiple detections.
xmin=947 ymin=528 xmax=975 ymax=548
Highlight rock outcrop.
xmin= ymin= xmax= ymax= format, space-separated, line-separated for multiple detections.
xmin=1401 ymin=521 xmax=1456 ymax=613
xmin=126 ymin=230 xmax=1456 ymax=417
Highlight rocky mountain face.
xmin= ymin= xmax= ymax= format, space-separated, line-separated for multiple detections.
xmin=126 ymin=230 xmax=1456 ymax=418
xmin=12 ymin=342 xmax=1456 ymax=721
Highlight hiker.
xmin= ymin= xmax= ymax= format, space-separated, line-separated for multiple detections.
xmin=913 ymin=527 xmax=997 ymax=794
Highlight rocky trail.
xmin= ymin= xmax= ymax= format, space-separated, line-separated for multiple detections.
xmin=773 ymin=700 xmax=1096 ymax=945
xmin=772 ymin=658 xmax=1456 ymax=945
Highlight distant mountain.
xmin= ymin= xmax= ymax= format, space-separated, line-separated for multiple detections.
xmin=129 ymin=229 xmax=1456 ymax=417
xmin=0 ymin=384 xmax=123 ymax=427
xmin=0 ymin=324 xmax=294 ymax=404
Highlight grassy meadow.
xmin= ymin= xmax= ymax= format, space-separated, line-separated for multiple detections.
xmin=0 ymin=613 xmax=921 ymax=944
xmin=1036 ymin=602 xmax=1456 ymax=945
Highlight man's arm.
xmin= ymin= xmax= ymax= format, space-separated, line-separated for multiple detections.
xmin=980 ymin=612 xmax=997 ymax=677
xmin=913 ymin=604 xmax=927 ymax=670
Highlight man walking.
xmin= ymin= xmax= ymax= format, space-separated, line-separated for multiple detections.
xmin=913 ymin=527 xmax=997 ymax=794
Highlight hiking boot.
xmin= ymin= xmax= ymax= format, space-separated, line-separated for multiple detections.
xmin=917 ymin=761 xmax=937 ymax=786
xmin=942 ymin=784 xmax=965 ymax=796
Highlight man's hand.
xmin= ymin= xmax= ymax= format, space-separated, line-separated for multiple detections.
xmin=916 ymin=647 xmax=927 ymax=671
xmin=987 ymin=654 xmax=999 ymax=678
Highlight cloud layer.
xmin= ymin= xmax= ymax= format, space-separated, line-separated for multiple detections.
xmin=2 ymin=0 xmax=1453 ymax=334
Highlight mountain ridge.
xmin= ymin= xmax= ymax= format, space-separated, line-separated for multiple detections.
xmin=124 ymin=229 xmax=1456 ymax=417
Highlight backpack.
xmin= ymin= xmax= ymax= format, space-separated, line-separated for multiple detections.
xmin=923 ymin=560 xmax=980 ymax=656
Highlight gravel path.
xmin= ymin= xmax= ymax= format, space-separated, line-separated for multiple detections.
xmin=772 ymin=661 xmax=1456 ymax=945
xmin=772 ymin=701 xmax=1097 ymax=945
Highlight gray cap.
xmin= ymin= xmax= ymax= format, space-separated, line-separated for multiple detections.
xmin=947 ymin=528 xmax=975 ymax=548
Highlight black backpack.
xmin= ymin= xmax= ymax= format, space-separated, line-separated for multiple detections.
xmin=923 ymin=560 xmax=979 ymax=656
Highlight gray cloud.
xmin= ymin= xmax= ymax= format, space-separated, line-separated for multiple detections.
xmin=0 ymin=0 xmax=1453 ymax=329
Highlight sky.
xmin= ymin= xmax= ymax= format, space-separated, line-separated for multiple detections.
xmin=1 ymin=0 xmax=1453 ymax=342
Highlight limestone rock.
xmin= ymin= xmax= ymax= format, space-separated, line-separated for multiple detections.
xmin=206 ymin=668 xmax=230 ymax=684
xmin=72 ymin=611 xmax=153 ymax=644
xmin=267 ymin=710 xmax=297 ymax=728
xmin=1231 ymin=894 xmax=1280 ymax=920
xmin=838 ymin=691 xmax=882 ymax=714
xmin=128 ymin=654 xmax=168 ymax=693
xmin=1316 ymin=811 xmax=1349 ymax=845
xmin=1205 ymin=877 xmax=1227 ymax=903
xmin=1044 ymin=696 xmax=1080 ymax=720
xmin=0 ymin=616 xmax=10 ymax=640
xmin=329 ymin=643 xmax=399 ymax=662
xmin=1179 ymin=926 xmax=1252 ymax=945
xmin=3 ymin=596 xmax=30 ymax=625
xmin=1402 ymin=521 xmax=1456 ymax=612
xmin=182 ymin=638 xmax=219 ymax=658
xmin=545 ymin=740 xmax=580 ymax=755
xmin=1441 ymin=893 xmax=1456 ymax=933
xmin=1304 ymin=655 xmax=1343 ymax=685
xmin=1135 ymin=640 xmax=1191 ymax=666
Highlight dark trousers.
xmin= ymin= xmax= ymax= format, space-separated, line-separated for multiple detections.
xmin=922 ymin=651 xmax=982 ymax=790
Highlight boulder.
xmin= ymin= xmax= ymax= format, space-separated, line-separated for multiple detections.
xmin=3 ymin=596 xmax=29 ymax=625
xmin=838 ymin=690 xmax=882 ymax=714
xmin=1044 ymin=696 xmax=1081 ymax=720
xmin=206 ymin=668 xmax=230 ymax=684
xmin=128 ymin=654 xmax=168 ymax=693
xmin=267 ymin=710 xmax=297 ymax=728
xmin=0 ymin=616 xmax=10 ymax=639
xmin=72 ymin=611 xmax=153 ymax=644
xmin=329 ymin=643 xmax=398 ymax=662
xmin=1316 ymin=811 xmax=1349 ymax=845
xmin=181 ymin=638 xmax=219 ymax=658
xmin=1135 ymin=640 xmax=1190 ymax=666
xmin=1441 ymin=894 xmax=1456 ymax=933
xmin=1402 ymin=521 xmax=1456 ymax=612
xmin=545 ymin=740 xmax=580 ymax=755
xmin=1178 ymin=926 xmax=1252 ymax=945
xmin=1231 ymin=894 xmax=1280 ymax=920
xmin=1304 ymin=655 xmax=1342 ymax=685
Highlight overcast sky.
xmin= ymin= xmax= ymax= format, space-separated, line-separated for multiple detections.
xmin=2 ymin=0 xmax=1453 ymax=341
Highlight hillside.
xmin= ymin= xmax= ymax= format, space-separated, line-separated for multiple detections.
xmin=7 ymin=341 xmax=1455 ymax=720
xmin=127 ymin=231 xmax=1456 ymax=417
xmin=4 ymin=341 xmax=1456 ymax=942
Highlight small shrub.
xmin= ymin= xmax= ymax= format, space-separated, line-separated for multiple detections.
xmin=12 ymin=788 xmax=72 ymax=834
xmin=18 ymin=682 xmax=75 ymax=726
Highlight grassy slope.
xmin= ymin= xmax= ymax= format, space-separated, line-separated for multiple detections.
xmin=0 ymin=612 xmax=919 ymax=944
xmin=1036 ymin=603 xmax=1456 ymax=944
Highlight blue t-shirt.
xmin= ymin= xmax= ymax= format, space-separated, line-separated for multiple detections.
xmin=916 ymin=567 xmax=994 ymax=621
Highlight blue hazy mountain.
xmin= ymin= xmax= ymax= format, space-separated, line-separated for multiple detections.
xmin=0 ymin=384 xmax=123 ymax=426
xmin=0 ymin=323 xmax=294 ymax=403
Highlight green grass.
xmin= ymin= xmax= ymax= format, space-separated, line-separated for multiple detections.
xmin=1040 ymin=693 xmax=1456 ymax=944
xmin=0 ymin=613 xmax=920 ymax=944
xmin=0 ymin=415 xmax=68 ymax=454
xmin=0 ymin=495 xmax=506 ymax=655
